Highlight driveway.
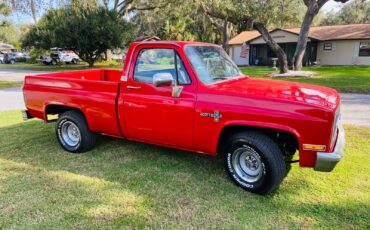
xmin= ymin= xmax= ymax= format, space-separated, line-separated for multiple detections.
xmin=0 ymin=69 xmax=48 ymax=82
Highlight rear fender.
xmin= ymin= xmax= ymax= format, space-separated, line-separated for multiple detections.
xmin=43 ymin=102 xmax=84 ymax=121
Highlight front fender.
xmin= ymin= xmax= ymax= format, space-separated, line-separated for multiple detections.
xmin=222 ymin=120 xmax=301 ymax=143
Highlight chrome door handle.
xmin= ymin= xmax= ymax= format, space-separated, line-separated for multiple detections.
xmin=126 ymin=85 xmax=141 ymax=90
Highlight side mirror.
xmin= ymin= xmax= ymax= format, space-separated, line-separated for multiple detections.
xmin=153 ymin=73 xmax=174 ymax=87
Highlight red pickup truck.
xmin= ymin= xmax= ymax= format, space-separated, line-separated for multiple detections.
xmin=23 ymin=41 xmax=344 ymax=194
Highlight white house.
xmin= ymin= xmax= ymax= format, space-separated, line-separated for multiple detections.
xmin=228 ymin=24 xmax=370 ymax=66
xmin=0 ymin=43 xmax=15 ymax=53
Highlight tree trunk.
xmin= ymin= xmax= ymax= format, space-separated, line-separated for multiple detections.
xmin=222 ymin=20 xmax=230 ymax=52
xmin=292 ymin=1 xmax=320 ymax=70
xmin=200 ymin=2 xmax=288 ymax=72
xmin=30 ymin=0 xmax=37 ymax=24
xmin=291 ymin=0 xmax=347 ymax=70
xmin=253 ymin=22 xmax=288 ymax=73
xmin=88 ymin=60 xmax=94 ymax=67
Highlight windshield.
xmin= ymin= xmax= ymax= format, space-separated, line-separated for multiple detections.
xmin=184 ymin=45 xmax=243 ymax=84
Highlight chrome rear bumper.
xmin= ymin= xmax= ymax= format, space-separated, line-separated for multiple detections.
xmin=21 ymin=110 xmax=33 ymax=121
xmin=314 ymin=124 xmax=345 ymax=172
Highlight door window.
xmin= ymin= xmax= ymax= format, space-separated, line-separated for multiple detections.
xmin=134 ymin=48 xmax=190 ymax=85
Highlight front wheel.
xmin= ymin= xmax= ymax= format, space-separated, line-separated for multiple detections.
xmin=56 ymin=110 xmax=96 ymax=153
xmin=224 ymin=131 xmax=286 ymax=195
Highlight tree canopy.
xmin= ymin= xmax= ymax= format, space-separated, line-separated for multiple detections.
xmin=22 ymin=6 xmax=133 ymax=67
xmin=320 ymin=0 xmax=370 ymax=25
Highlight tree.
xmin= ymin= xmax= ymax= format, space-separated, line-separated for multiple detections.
xmin=320 ymin=0 xmax=370 ymax=25
xmin=100 ymin=0 xmax=172 ymax=18
xmin=23 ymin=6 xmax=133 ymax=67
xmin=200 ymin=0 xmax=305 ymax=73
xmin=4 ymin=0 xmax=49 ymax=23
xmin=0 ymin=2 xmax=11 ymax=16
xmin=130 ymin=1 xmax=220 ymax=43
xmin=0 ymin=2 xmax=20 ymax=47
xmin=292 ymin=0 xmax=349 ymax=70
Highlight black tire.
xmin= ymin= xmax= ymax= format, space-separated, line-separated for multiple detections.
xmin=224 ymin=131 xmax=286 ymax=195
xmin=56 ymin=110 xmax=96 ymax=153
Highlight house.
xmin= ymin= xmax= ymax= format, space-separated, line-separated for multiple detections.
xmin=228 ymin=24 xmax=370 ymax=66
xmin=0 ymin=43 xmax=15 ymax=53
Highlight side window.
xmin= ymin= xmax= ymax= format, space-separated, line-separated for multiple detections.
xmin=176 ymin=54 xmax=191 ymax=85
xmin=323 ymin=42 xmax=333 ymax=51
xmin=359 ymin=42 xmax=370 ymax=57
xmin=134 ymin=49 xmax=175 ymax=84
xmin=134 ymin=48 xmax=191 ymax=85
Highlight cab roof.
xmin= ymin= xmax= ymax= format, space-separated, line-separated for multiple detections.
xmin=131 ymin=40 xmax=219 ymax=48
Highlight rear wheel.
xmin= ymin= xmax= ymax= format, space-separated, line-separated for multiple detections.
xmin=56 ymin=110 xmax=96 ymax=153
xmin=224 ymin=131 xmax=286 ymax=195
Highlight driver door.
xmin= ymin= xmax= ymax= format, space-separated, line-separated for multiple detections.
xmin=122 ymin=45 xmax=196 ymax=149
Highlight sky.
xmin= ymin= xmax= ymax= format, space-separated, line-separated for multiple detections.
xmin=322 ymin=1 xmax=345 ymax=12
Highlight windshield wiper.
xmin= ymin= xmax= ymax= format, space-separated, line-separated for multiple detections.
xmin=212 ymin=77 xmax=228 ymax=81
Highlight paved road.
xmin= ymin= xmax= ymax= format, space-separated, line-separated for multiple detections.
xmin=0 ymin=86 xmax=369 ymax=127
xmin=340 ymin=93 xmax=370 ymax=127
xmin=0 ymin=69 xmax=48 ymax=82
xmin=0 ymin=87 xmax=25 ymax=111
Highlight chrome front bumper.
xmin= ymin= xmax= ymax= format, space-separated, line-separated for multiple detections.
xmin=314 ymin=124 xmax=345 ymax=172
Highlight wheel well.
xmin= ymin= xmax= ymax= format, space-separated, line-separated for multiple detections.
xmin=45 ymin=105 xmax=82 ymax=120
xmin=217 ymin=125 xmax=299 ymax=158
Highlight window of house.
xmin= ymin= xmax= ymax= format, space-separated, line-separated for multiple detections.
xmin=134 ymin=48 xmax=190 ymax=84
xmin=323 ymin=42 xmax=333 ymax=51
xmin=359 ymin=42 xmax=370 ymax=57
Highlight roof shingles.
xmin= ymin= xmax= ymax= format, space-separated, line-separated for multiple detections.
xmin=229 ymin=24 xmax=370 ymax=45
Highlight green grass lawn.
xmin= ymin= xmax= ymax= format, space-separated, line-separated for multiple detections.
xmin=240 ymin=66 xmax=370 ymax=94
xmin=0 ymin=110 xmax=369 ymax=229
xmin=0 ymin=81 xmax=23 ymax=89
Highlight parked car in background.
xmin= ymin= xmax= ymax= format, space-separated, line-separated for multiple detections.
xmin=4 ymin=52 xmax=28 ymax=64
xmin=0 ymin=53 xmax=4 ymax=64
xmin=41 ymin=48 xmax=80 ymax=65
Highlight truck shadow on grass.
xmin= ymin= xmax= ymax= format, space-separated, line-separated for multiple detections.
xmin=0 ymin=120 xmax=369 ymax=229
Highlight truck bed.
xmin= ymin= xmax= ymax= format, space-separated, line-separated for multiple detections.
xmin=23 ymin=69 xmax=123 ymax=137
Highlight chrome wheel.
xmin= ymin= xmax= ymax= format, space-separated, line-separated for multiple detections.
xmin=232 ymin=146 xmax=263 ymax=183
xmin=61 ymin=121 xmax=81 ymax=147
